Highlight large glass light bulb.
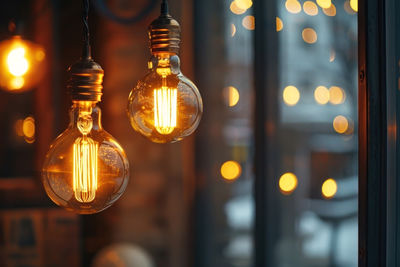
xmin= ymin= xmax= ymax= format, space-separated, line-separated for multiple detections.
xmin=127 ymin=4 xmax=203 ymax=144
xmin=42 ymin=101 xmax=129 ymax=214
xmin=0 ymin=35 xmax=46 ymax=92
xmin=42 ymin=57 xmax=130 ymax=214
xmin=127 ymin=54 xmax=202 ymax=143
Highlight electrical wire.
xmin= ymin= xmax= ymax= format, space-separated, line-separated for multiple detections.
xmin=82 ymin=0 xmax=91 ymax=59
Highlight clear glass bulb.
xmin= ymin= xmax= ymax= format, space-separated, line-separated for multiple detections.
xmin=42 ymin=101 xmax=129 ymax=214
xmin=127 ymin=54 xmax=203 ymax=143
xmin=0 ymin=35 xmax=46 ymax=92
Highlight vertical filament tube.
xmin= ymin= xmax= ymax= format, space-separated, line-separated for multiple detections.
xmin=73 ymin=137 xmax=98 ymax=202
xmin=153 ymin=75 xmax=177 ymax=134
xmin=73 ymin=104 xmax=98 ymax=203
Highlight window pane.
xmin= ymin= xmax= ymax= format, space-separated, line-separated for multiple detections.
xmin=275 ymin=0 xmax=358 ymax=266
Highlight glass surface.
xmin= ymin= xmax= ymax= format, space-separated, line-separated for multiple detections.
xmin=194 ymin=0 xmax=357 ymax=266
xmin=127 ymin=54 xmax=203 ymax=143
xmin=42 ymin=102 xmax=130 ymax=214
xmin=275 ymin=0 xmax=358 ymax=266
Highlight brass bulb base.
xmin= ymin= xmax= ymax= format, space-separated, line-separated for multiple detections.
xmin=68 ymin=58 xmax=104 ymax=102
xmin=148 ymin=14 xmax=181 ymax=54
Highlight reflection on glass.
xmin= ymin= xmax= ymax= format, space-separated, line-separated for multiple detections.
xmin=303 ymin=1 xmax=319 ymax=16
xmin=285 ymin=0 xmax=302 ymax=14
xmin=279 ymin=172 xmax=298 ymax=195
xmin=322 ymin=178 xmax=338 ymax=199
xmin=278 ymin=0 xmax=358 ymax=265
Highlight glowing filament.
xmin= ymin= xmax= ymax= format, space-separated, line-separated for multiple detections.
xmin=154 ymin=84 xmax=177 ymax=135
xmin=7 ymin=47 xmax=29 ymax=76
xmin=73 ymin=136 xmax=98 ymax=203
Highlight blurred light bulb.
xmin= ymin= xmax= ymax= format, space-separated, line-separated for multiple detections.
xmin=127 ymin=10 xmax=202 ymax=143
xmin=0 ymin=36 xmax=45 ymax=92
xmin=42 ymin=60 xmax=129 ymax=214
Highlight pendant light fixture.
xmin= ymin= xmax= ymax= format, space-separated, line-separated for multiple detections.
xmin=42 ymin=0 xmax=130 ymax=214
xmin=127 ymin=0 xmax=203 ymax=143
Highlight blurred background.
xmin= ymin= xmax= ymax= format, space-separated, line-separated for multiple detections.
xmin=0 ymin=0 xmax=358 ymax=266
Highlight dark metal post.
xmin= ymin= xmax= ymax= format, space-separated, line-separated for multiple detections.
xmin=358 ymin=0 xmax=387 ymax=266
xmin=253 ymin=0 xmax=279 ymax=267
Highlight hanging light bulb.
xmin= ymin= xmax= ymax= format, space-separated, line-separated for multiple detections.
xmin=0 ymin=35 xmax=46 ymax=92
xmin=42 ymin=0 xmax=129 ymax=214
xmin=127 ymin=0 xmax=203 ymax=143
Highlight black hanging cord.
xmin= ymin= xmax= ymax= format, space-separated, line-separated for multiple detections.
xmin=161 ymin=0 xmax=169 ymax=15
xmin=82 ymin=0 xmax=91 ymax=59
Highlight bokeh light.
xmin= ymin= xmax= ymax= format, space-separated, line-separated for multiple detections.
xmin=329 ymin=86 xmax=345 ymax=104
xmin=0 ymin=36 xmax=46 ymax=92
xmin=230 ymin=1 xmax=246 ymax=15
xmin=7 ymin=47 xmax=29 ymax=76
xmin=314 ymin=86 xmax=330 ymax=105
xmin=14 ymin=119 xmax=24 ymax=136
xmin=283 ymin=86 xmax=300 ymax=106
xmin=285 ymin=0 xmax=302 ymax=14
xmin=276 ymin=17 xmax=283 ymax=32
xmin=323 ymin=3 xmax=336 ymax=16
xmin=23 ymin=116 xmax=35 ymax=139
xmin=303 ymin=1 xmax=319 ymax=16
xmin=322 ymin=178 xmax=337 ymax=199
xmin=333 ymin=115 xmax=349 ymax=134
xmin=231 ymin=23 xmax=236 ymax=37
xmin=329 ymin=49 xmax=336 ymax=62
xmin=279 ymin=172 xmax=298 ymax=195
xmin=344 ymin=0 xmax=357 ymax=14
xmin=350 ymin=0 xmax=358 ymax=12
xmin=242 ymin=15 xmax=255 ymax=30
xmin=234 ymin=0 xmax=253 ymax=10
xmin=221 ymin=161 xmax=242 ymax=181
xmin=302 ymin=28 xmax=318 ymax=44
xmin=223 ymin=86 xmax=240 ymax=107
xmin=316 ymin=0 xmax=332 ymax=9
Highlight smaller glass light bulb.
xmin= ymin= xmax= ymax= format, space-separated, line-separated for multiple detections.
xmin=127 ymin=6 xmax=202 ymax=143
xmin=0 ymin=36 xmax=46 ymax=92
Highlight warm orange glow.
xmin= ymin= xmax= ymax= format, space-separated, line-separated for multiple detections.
xmin=279 ymin=172 xmax=298 ymax=195
xmin=234 ymin=0 xmax=253 ymax=10
xmin=242 ymin=15 xmax=255 ymax=30
xmin=22 ymin=116 xmax=35 ymax=138
xmin=316 ymin=0 xmax=331 ymax=9
xmin=283 ymin=86 xmax=300 ymax=106
xmin=231 ymin=23 xmax=236 ymax=37
xmin=7 ymin=47 xmax=29 ymax=76
xmin=230 ymin=1 xmax=246 ymax=15
xmin=221 ymin=161 xmax=242 ymax=181
xmin=329 ymin=49 xmax=336 ymax=62
xmin=322 ymin=178 xmax=337 ymax=199
xmin=344 ymin=0 xmax=356 ymax=14
xmin=154 ymin=87 xmax=177 ymax=135
xmin=303 ymin=1 xmax=319 ymax=16
xmin=0 ymin=36 xmax=46 ymax=92
xmin=350 ymin=0 xmax=358 ymax=12
xmin=302 ymin=28 xmax=318 ymax=44
xmin=333 ymin=115 xmax=349 ymax=134
xmin=329 ymin=86 xmax=345 ymax=104
xmin=276 ymin=17 xmax=283 ymax=32
xmin=314 ymin=86 xmax=330 ymax=105
xmin=323 ymin=3 xmax=336 ymax=16
xmin=73 ymin=137 xmax=98 ymax=203
xmin=15 ymin=119 xmax=24 ymax=137
xmin=285 ymin=0 xmax=302 ymax=14
xmin=10 ymin=77 xmax=25 ymax=90
xmin=73 ymin=107 xmax=99 ymax=203
xmin=224 ymin=86 xmax=240 ymax=107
